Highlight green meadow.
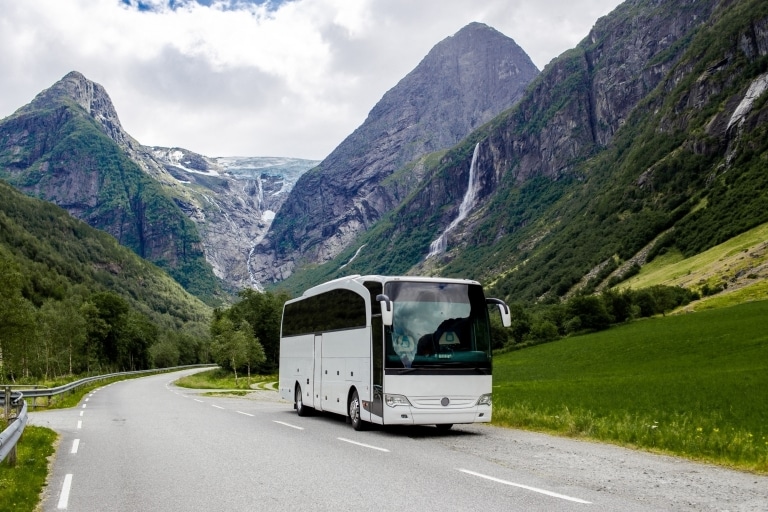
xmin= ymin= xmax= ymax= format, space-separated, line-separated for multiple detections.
xmin=492 ymin=299 xmax=768 ymax=472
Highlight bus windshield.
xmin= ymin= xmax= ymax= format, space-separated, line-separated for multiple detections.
xmin=384 ymin=281 xmax=492 ymax=372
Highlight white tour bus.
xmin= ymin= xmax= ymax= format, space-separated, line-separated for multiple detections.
xmin=278 ymin=275 xmax=511 ymax=430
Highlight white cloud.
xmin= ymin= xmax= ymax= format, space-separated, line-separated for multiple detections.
xmin=0 ymin=0 xmax=622 ymax=159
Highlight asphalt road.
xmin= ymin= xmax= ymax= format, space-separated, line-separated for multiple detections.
xmin=29 ymin=369 xmax=768 ymax=511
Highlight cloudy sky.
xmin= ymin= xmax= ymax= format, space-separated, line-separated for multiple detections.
xmin=0 ymin=0 xmax=622 ymax=160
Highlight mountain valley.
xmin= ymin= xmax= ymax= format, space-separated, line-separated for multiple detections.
xmin=1 ymin=0 xmax=767 ymax=315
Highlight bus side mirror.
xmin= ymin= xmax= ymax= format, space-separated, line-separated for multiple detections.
xmin=376 ymin=294 xmax=393 ymax=326
xmin=486 ymin=298 xmax=512 ymax=328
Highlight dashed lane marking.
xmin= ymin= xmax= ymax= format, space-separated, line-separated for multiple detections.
xmin=273 ymin=421 xmax=304 ymax=430
xmin=457 ymin=468 xmax=591 ymax=504
xmin=57 ymin=474 xmax=73 ymax=509
xmin=337 ymin=437 xmax=389 ymax=452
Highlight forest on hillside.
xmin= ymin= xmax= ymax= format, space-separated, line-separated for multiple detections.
xmin=0 ymin=181 xmax=213 ymax=382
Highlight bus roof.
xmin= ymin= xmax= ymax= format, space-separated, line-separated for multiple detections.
xmin=299 ymin=275 xmax=481 ymax=298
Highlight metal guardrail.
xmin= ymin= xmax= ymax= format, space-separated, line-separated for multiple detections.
xmin=7 ymin=364 xmax=216 ymax=408
xmin=0 ymin=391 xmax=27 ymax=465
xmin=0 ymin=364 xmax=215 ymax=465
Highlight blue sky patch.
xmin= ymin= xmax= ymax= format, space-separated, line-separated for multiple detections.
xmin=120 ymin=0 xmax=290 ymax=11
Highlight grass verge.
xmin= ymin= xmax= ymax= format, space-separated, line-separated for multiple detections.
xmin=0 ymin=426 xmax=57 ymax=512
xmin=174 ymin=368 xmax=276 ymax=391
xmin=492 ymin=299 xmax=768 ymax=472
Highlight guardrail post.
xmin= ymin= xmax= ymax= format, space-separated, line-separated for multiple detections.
xmin=5 ymin=418 xmax=17 ymax=467
xmin=4 ymin=386 xmax=16 ymax=467
xmin=3 ymin=387 xmax=8 ymax=419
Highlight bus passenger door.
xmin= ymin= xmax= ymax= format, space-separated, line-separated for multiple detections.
xmin=313 ymin=334 xmax=323 ymax=410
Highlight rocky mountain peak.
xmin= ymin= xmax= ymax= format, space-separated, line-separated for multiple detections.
xmin=251 ymin=22 xmax=540 ymax=285
xmin=23 ymin=71 xmax=129 ymax=147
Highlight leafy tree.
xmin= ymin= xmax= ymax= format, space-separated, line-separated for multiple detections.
xmin=118 ymin=311 xmax=156 ymax=371
xmin=88 ymin=292 xmax=130 ymax=365
xmin=37 ymin=298 xmax=87 ymax=378
xmin=506 ymin=302 xmax=532 ymax=344
xmin=211 ymin=318 xmax=247 ymax=383
xmin=600 ymin=288 xmax=634 ymax=324
xmin=0 ymin=251 xmax=37 ymax=381
xmin=565 ymin=295 xmax=613 ymax=333
xmin=527 ymin=319 xmax=559 ymax=342
xmin=224 ymin=290 xmax=288 ymax=371
xmin=240 ymin=321 xmax=266 ymax=384
xmin=150 ymin=336 xmax=181 ymax=368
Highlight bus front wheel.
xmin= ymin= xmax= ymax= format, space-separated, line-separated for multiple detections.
xmin=348 ymin=390 xmax=366 ymax=431
xmin=295 ymin=384 xmax=311 ymax=417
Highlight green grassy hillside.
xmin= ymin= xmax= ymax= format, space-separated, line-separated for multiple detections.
xmin=492 ymin=299 xmax=768 ymax=472
xmin=0 ymin=180 xmax=212 ymax=379
xmin=619 ymin=221 xmax=768 ymax=310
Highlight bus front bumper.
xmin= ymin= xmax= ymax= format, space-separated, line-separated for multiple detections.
xmin=382 ymin=400 xmax=491 ymax=426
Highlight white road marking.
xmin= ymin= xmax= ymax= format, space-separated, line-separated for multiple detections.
xmin=337 ymin=437 xmax=390 ymax=452
xmin=458 ymin=469 xmax=592 ymax=504
xmin=57 ymin=474 xmax=73 ymax=509
xmin=82 ymin=404 xmax=86 ymax=409
xmin=79 ymin=411 xmax=84 ymax=417
xmin=237 ymin=411 xmax=254 ymax=417
xmin=273 ymin=421 xmax=304 ymax=430
xmin=76 ymin=421 xmax=82 ymax=429
xmin=85 ymin=398 xmax=89 ymax=402
xmin=70 ymin=439 xmax=80 ymax=454
xmin=212 ymin=404 xmax=225 ymax=409
xmin=194 ymin=399 xmax=203 ymax=403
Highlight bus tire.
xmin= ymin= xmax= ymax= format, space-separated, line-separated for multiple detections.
xmin=349 ymin=389 xmax=366 ymax=431
xmin=296 ymin=384 xmax=311 ymax=417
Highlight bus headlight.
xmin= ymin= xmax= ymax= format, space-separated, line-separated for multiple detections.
xmin=385 ymin=394 xmax=411 ymax=407
xmin=476 ymin=393 xmax=492 ymax=406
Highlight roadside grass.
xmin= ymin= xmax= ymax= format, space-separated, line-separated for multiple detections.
xmin=174 ymin=368 xmax=276 ymax=391
xmin=0 ymin=426 xmax=57 ymax=512
xmin=492 ymin=299 xmax=768 ymax=472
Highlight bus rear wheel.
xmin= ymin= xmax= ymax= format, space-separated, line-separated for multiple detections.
xmin=295 ymin=384 xmax=311 ymax=417
xmin=348 ymin=390 xmax=366 ymax=431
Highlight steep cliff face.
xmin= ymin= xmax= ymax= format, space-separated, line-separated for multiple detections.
xmin=466 ymin=0 xmax=768 ymax=298
xmin=365 ymin=0 xmax=719 ymax=267
xmin=0 ymin=72 xmax=220 ymax=300
xmin=275 ymin=0 xmax=768 ymax=302
xmin=251 ymin=22 xmax=540 ymax=285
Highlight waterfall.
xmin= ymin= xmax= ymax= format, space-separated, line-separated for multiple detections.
xmin=339 ymin=244 xmax=367 ymax=270
xmin=255 ymin=175 xmax=264 ymax=208
xmin=427 ymin=143 xmax=481 ymax=259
